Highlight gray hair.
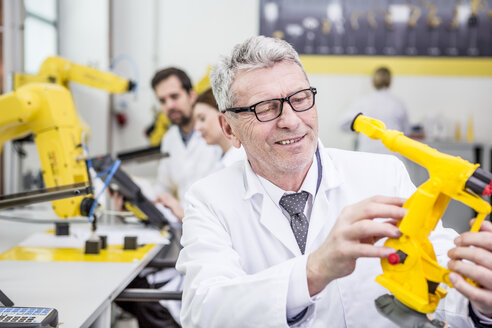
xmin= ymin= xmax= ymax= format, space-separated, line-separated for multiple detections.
xmin=210 ymin=36 xmax=306 ymax=112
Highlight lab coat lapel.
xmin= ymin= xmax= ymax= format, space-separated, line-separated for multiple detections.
xmin=259 ymin=194 xmax=301 ymax=256
xmin=306 ymin=147 xmax=344 ymax=252
xmin=243 ymin=161 xmax=302 ymax=256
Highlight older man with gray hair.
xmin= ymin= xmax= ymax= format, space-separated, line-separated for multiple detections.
xmin=176 ymin=36 xmax=492 ymax=327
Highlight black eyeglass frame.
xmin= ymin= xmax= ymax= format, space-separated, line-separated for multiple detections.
xmin=224 ymin=87 xmax=317 ymax=122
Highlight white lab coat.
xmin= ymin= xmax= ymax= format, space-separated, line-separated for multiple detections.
xmin=213 ymin=146 xmax=247 ymax=172
xmin=339 ymin=89 xmax=411 ymax=156
xmin=155 ymin=125 xmax=222 ymax=201
xmin=157 ymin=144 xmax=246 ymax=325
xmin=176 ymin=145 xmax=473 ymax=327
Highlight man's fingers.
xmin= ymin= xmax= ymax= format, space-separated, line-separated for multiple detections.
xmin=448 ymin=260 xmax=492 ymax=291
xmin=449 ymin=246 xmax=492 ymax=271
xmin=480 ymin=220 xmax=492 ymax=233
xmin=456 ymin=232 xmax=492 ymax=251
xmin=366 ymin=195 xmax=406 ymax=206
xmin=449 ymin=272 xmax=492 ymax=315
xmin=346 ymin=220 xmax=401 ymax=241
xmin=342 ymin=197 xmax=407 ymax=224
xmin=347 ymin=244 xmax=395 ymax=259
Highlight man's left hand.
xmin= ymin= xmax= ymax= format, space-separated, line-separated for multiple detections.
xmin=448 ymin=220 xmax=492 ymax=317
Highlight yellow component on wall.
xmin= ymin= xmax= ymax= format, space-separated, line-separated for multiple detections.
xmin=194 ymin=66 xmax=212 ymax=95
xmin=300 ymin=55 xmax=492 ymax=76
xmin=467 ymin=114 xmax=475 ymax=143
xmin=0 ymin=83 xmax=92 ymax=217
xmin=148 ymin=112 xmax=171 ymax=147
xmin=353 ymin=114 xmax=491 ymax=314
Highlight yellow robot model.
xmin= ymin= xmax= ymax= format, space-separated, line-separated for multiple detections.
xmin=1 ymin=57 xmax=135 ymax=218
xmin=0 ymin=83 xmax=95 ymax=218
xmin=352 ymin=113 xmax=492 ymax=327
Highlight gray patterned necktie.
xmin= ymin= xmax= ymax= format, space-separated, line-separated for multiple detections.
xmin=279 ymin=191 xmax=310 ymax=254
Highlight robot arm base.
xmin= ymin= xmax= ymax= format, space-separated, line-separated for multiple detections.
xmin=375 ymin=294 xmax=446 ymax=328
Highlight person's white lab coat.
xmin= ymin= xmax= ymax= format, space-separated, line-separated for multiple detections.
xmin=157 ymin=144 xmax=245 ymax=324
xmin=155 ymin=125 xmax=222 ymax=201
xmin=176 ymin=145 xmax=474 ymax=327
xmin=213 ymin=146 xmax=246 ymax=172
xmin=339 ymin=89 xmax=411 ymax=156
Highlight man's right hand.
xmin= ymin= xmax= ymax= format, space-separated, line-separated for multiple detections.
xmin=306 ymin=196 xmax=406 ymax=296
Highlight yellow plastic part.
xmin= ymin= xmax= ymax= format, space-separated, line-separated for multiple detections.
xmin=0 ymin=84 xmax=92 ymax=217
xmin=353 ymin=114 xmax=491 ymax=313
xmin=124 ymin=201 xmax=148 ymax=221
xmin=0 ymin=244 xmax=157 ymax=263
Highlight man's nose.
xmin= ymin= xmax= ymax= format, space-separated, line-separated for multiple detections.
xmin=163 ymin=99 xmax=177 ymax=111
xmin=277 ymin=101 xmax=301 ymax=128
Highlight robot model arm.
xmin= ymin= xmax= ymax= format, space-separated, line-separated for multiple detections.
xmin=352 ymin=113 xmax=492 ymax=325
xmin=0 ymin=83 xmax=95 ymax=218
xmin=14 ymin=56 xmax=136 ymax=93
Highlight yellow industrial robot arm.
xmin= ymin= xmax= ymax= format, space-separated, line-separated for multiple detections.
xmin=15 ymin=56 xmax=136 ymax=93
xmin=0 ymin=83 xmax=95 ymax=218
xmin=352 ymin=113 xmax=492 ymax=327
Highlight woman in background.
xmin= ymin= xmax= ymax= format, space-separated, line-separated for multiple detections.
xmin=193 ymin=88 xmax=245 ymax=169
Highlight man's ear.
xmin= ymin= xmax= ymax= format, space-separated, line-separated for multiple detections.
xmin=189 ymin=89 xmax=198 ymax=104
xmin=219 ymin=113 xmax=241 ymax=148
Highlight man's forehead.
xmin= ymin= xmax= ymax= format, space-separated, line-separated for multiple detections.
xmin=232 ymin=63 xmax=308 ymax=103
xmin=155 ymin=75 xmax=186 ymax=96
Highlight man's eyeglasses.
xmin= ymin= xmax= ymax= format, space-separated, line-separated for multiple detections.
xmin=224 ymin=87 xmax=317 ymax=122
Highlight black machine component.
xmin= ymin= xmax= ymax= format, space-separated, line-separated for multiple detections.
xmin=465 ymin=167 xmax=492 ymax=196
xmin=0 ymin=183 xmax=92 ymax=211
xmin=116 ymin=145 xmax=168 ymax=164
xmin=90 ymin=154 xmax=169 ymax=229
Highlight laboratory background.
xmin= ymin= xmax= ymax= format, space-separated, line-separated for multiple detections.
xmin=0 ymin=0 xmax=492 ymax=327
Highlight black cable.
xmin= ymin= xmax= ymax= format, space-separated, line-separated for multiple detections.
xmin=0 ymin=214 xmax=88 ymax=224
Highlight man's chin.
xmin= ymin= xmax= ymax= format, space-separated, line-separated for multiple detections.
xmin=169 ymin=117 xmax=182 ymax=125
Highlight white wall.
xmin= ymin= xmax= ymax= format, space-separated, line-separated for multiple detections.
xmin=313 ymin=73 xmax=492 ymax=151
xmin=110 ymin=0 xmax=259 ymax=177
xmin=58 ymin=0 xmax=110 ymax=156
xmin=58 ymin=0 xmax=492 ymax=175
xmin=111 ymin=0 xmax=259 ymax=153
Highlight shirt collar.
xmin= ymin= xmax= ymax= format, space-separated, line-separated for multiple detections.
xmin=243 ymin=139 xmax=343 ymax=200
xmin=257 ymin=154 xmax=318 ymax=209
xmin=179 ymin=128 xmax=194 ymax=146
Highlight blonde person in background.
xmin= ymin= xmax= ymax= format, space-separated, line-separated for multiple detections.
xmin=194 ymin=88 xmax=246 ymax=170
xmin=339 ymin=66 xmax=411 ymax=155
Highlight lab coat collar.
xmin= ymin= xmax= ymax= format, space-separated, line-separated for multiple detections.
xmin=241 ymin=140 xmax=344 ymax=255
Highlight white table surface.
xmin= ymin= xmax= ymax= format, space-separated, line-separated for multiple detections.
xmin=0 ymin=206 xmax=166 ymax=328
